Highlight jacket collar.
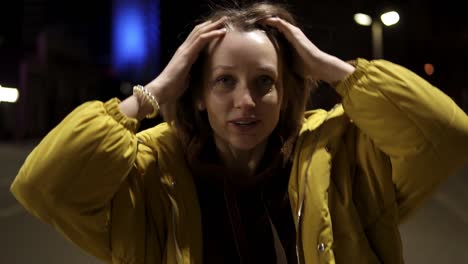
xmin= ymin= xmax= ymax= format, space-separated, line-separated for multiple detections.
xmin=300 ymin=104 xmax=346 ymax=135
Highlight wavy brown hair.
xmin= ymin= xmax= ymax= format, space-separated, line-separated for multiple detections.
xmin=163 ymin=2 xmax=311 ymax=163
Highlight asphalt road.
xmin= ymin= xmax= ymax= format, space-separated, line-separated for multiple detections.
xmin=1 ymin=141 xmax=467 ymax=263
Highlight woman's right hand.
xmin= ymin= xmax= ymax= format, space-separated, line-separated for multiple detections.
xmin=145 ymin=17 xmax=227 ymax=105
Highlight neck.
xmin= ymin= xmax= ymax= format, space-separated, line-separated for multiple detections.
xmin=214 ymin=137 xmax=268 ymax=176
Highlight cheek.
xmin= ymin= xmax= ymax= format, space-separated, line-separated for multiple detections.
xmin=205 ymin=93 xmax=229 ymax=112
xmin=262 ymin=88 xmax=282 ymax=108
xmin=260 ymin=89 xmax=283 ymax=124
xmin=204 ymin=95 xmax=230 ymax=126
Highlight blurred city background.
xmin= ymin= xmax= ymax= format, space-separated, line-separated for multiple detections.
xmin=1 ymin=0 xmax=467 ymax=263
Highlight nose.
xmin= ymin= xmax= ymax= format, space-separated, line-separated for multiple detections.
xmin=233 ymin=83 xmax=255 ymax=109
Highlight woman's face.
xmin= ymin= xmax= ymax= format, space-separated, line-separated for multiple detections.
xmin=200 ymin=30 xmax=283 ymax=151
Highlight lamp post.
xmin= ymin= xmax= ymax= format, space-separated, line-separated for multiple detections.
xmin=354 ymin=11 xmax=400 ymax=59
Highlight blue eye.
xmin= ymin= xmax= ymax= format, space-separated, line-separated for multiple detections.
xmin=214 ymin=75 xmax=236 ymax=89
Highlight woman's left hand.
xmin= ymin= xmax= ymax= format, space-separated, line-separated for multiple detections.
xmin=262 ymin=17 xmax=355 ymax=85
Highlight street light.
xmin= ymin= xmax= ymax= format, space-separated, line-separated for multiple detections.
xmin=354 ymin=11 xmax=400 ymax=59
xmin=0 ymin=85 xmax=19 ymax=103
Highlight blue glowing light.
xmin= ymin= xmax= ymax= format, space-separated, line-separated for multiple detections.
xmin=112 ymin=0 xmax=160 ymax=79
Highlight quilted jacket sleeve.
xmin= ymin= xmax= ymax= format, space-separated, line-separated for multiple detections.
xmin=335 ymin=58 xmax=468 ymax=221
xmin=10 ymin=98 xmax=141 ymax=261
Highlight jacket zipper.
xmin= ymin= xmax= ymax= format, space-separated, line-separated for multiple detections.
xmin=139 ymin=139 xmax=183 ymax=263
xmin=163 ymin=178 xmax=183 ymax=263
xmin=295 ymin=105 xmax=337 ymax=264
xmin=171 ymin=203 xmax=183 ymax=263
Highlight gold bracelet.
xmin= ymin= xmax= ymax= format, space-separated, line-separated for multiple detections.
xmin=133 ymin=85 xmax=159 ymax=119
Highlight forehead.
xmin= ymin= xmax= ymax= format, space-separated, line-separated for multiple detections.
xmin=205 ymin=30 xmax=279 ymax=70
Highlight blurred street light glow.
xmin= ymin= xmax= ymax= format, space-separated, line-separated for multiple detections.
xmin=381 ymin=11 xmax=400 ymax=26
xmin=354 ymin=13 xmax=373 ymax=26
xmin=0 ymin=85 xmax=19 ymax=103
xmin=353 ymin=10 xmax=400 ymax=59
xmin=424 ymin=63 xmax=435 ymax=76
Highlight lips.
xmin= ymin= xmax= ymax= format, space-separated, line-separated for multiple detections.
xmin=228 ymin=117 xmax=260 ymax=132
xmin=229 ymin=117 xmax=259 ymax=125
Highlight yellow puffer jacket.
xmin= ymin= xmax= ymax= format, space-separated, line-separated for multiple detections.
xmin=11 ymin=59 xmax=468 ymax=263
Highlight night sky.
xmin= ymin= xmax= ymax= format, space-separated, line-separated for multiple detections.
xmin=0 ymin=0 xmax=467 ymax=137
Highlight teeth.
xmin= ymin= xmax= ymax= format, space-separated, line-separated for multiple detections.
xmin=235 ymin=121 xmax=255 ymax=125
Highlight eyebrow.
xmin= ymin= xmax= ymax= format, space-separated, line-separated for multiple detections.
xmin=212 ymin=64 xmax=278 ymax=74
xmin=212 ymin=65 xmax=236 ymax=71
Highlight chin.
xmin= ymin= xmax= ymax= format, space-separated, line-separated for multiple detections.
xmin=229 ymin=136 xmax=266 ymax=151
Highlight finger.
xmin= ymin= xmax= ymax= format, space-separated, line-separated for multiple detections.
xmin=187 ymin=16 xmax=227 ymax=43
xmin=188 ymin=27 xmax=227 ymax=52
xmin=262 ymin=17 xmax=301 ymax=42
xmin=185 ymin=28 xmax=227 ymax=64
xmin=262 ymin=17 xmax=317 ymax=59
xmin=186 ymin=20 xmax=213 ymax=41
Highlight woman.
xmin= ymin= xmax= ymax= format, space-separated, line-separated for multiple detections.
xmin=11 ymin=2 xmax=468 ymax=264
